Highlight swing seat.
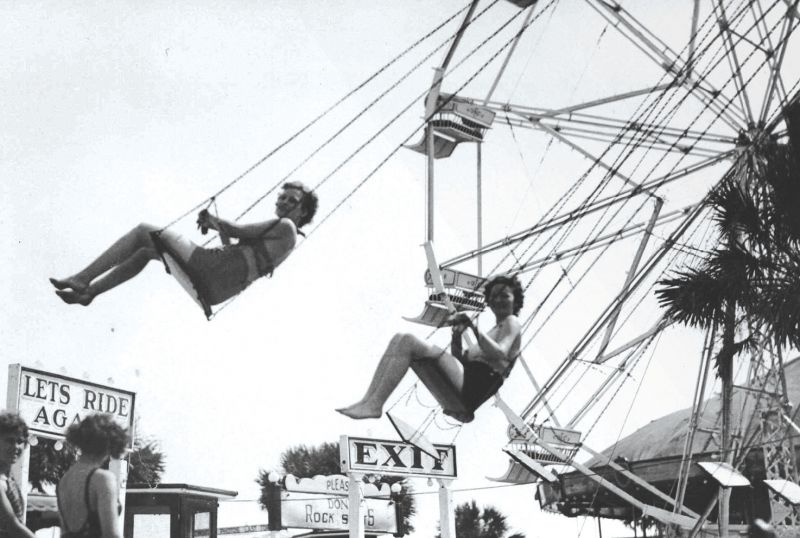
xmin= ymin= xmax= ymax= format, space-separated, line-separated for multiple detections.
xmin=487 ymin=457 xmax=543 ymax=484
xmin=150 ymin=233 xmax=213 ymax=320
xmin=431 ymin=94 xmax=495 ymax=143
xmin=406 ymin=94 xmax=495 ymax=158
xmin=406 ymin=132 xmax=459 ymax=159
xmin=404 ymin=268 xmax=486 ymax=327
xmin=501 ymin=448 xmax=558 ymax=483
xmin=507 ymin=425 xmax=582 ymax=465
xmin=411 ymin=359 xmax=475 ymax=423
xmin=387 ymin=411 xmax=438 ymax=458
xmin=402 ymin=301 xmax=453 ymax=327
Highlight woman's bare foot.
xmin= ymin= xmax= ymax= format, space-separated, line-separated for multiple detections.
xmin=335 ymin=403 xmax=382 ymax=420
xmin=49 ymin=277 xmax=88 ymax=292
xmin=55 ymin=289 xmax=93 ymax=306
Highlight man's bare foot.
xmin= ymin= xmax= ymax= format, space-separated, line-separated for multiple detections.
xmin=49 ymin=277 xmax=88 ymax=292
xmin=55 ymin=289 xmax=93 ymax=306
xmin=335 ymin=403 xmax=382 ymax=420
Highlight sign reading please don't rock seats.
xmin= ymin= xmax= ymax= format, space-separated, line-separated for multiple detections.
xmin=275 ymin=474 xmax=398 ymax=533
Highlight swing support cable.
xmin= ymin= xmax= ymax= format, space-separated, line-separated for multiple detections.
xmin=511 ymin=204 xmax=697 ymax=276
xmin=160 ymin=0 xmax=472 ymax=231
xmin=308 ymin=0 xmax=558 ymax=235
xmin=440 ymin=150 xmax=732 ymax=269
xmin=520 ymin=169 xmax=731 ymax=421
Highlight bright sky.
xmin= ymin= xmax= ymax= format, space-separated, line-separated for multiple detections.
xmin=3 ymin=2 xmax=798 ymax=537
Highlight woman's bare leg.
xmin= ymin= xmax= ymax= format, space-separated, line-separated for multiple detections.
xmin=337 ymin=333 xmax=443 ymax=419
xmin=55 ymin=246 xmax=159 ymax=305
xmin=52 ymin=224 xmax=160 ymax=304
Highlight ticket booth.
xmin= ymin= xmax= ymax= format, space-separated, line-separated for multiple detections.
xmin=124 ymin=484 xmax=237 ymax=538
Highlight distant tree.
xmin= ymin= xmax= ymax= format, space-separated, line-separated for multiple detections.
xmin=28 ymin=433 xmax=165 ymax=492
xmin=437 ymin=500 xmax=524 ymax=538
xmin=257 ymin=441 xmax=416 ymax=535
xmin=127 ymin=439 xmax=166 ymax=486
xmin=28 ymin=438 xmax=78 ymax=492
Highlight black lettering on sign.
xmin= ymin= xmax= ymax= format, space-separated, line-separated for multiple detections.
xmin=32 ymin=406 xmax=82 ymax=428
xmin=381 ymin=444 xmax=406 ymax=467
xmin=355 ymin=442 xmax=377 ymax=465
xmin=83 ymin=389 xmax=129 ymax=417
xmin=431 ymin=448 xmax=449 ymax=471
xmin=22 ymin=375 xmax=71 ymax=404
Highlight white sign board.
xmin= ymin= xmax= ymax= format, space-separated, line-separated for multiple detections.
xmin=7 ymin=365 xmax=135 ymax=447
xmin=280 ymin=491 xmax=397 ymax=533
xmin=340 ymin=435 xmax=457 ymax=478
xmin=284 ymin=474 xmax=390 ymax=498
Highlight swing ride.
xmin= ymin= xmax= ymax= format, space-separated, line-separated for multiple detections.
xmin=325 ymin=0 xmax=800 ymax=535
xmin=48 ymin=0 xmax=800 ymax=534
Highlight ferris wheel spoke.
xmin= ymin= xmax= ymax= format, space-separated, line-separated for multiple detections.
xmin=498 ymin=107 xmax=734 ymax=159
xmin=586 ymin=0 xmax=747 ymax=130
xmin=687 ymin=0 xmax=702 ymax=80
xmin=491 ymin=89 xmax=734 ymax=153
xmin=512 ymin=205 xmax=698 ymax=276
xmin=518 ymin=115 xmax=648 ymax=192
xmin=714 ymin=0 xmax=757 ymax=125
xmin=753 ymin=0 xmax=798 ymax=124
xmin=783 ymin=0 xmax=800 ymax=19
xmin=440 ymin=151 xmax=733 ymax=270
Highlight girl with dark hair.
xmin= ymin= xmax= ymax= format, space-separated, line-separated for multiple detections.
xmin=337 ymin=274 xmax=524 ymax=420
xmin=57 ymin=414 xmax=130 ymax=538
xmin=0 ymin=413 xmax=35 ymax=538
xmin=50 ymin=182 xmax=318 ymax=308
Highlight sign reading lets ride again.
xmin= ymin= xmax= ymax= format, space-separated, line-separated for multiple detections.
xmin=7 ymin=365 xmax=135 ymax=446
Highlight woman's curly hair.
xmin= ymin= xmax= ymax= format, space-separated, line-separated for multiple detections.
xmin=484 ymin=274 xmax=525 ymax=315
xmin=0 ymin=412 xmax=28 ymax=440
xmin=66 ymin=414 xmax=129 ymax=459
xmin=282 ymin=181 xmax=318 ymax=228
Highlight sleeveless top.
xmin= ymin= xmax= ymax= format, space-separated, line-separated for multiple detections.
xmin=57 ymin=468 xmax=118 ymax=538
xmin=0 ymin=475 xmax=25 ymax=535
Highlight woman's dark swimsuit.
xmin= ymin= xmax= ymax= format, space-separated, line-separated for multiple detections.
xmin=0 ymin=476 xmax=24 ymax=536
xmin=151 ymin=219 xmax=282 ymax=308
xmin=58 ymin=468 xmax=121 ymax=538
xmin=461 ymin=360 xmax=506 ymax=411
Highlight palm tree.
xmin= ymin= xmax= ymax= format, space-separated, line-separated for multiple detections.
xmin=656 ymin=131 xmax=800 ymax=531
xmin=28 ymin=434 xmax=166 ymax=492
xmin=436 ymin=500 xmax=524 ymax=538
xmin=256 ymin=441 xmax=416 ymax=535
xmin=127 ymin=440 xmax=166 ymax=486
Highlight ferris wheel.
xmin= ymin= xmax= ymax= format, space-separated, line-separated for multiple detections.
xmin=391 ymin=0 xmax=800 ymax=534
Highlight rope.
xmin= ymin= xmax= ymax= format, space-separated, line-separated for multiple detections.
xmin=160 ymin=0 xmax=473 ymax=232
xmin=304 ymin=0 xmax=556 ymax=238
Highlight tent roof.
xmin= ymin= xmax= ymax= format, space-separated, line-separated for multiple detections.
xmin=586 ymin=356 xmax=800 ymax=466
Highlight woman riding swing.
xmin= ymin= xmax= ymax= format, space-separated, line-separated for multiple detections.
xmin=50 ymin=182 xmax=318 ymax=309
xmin=337 ymin=274 xmax=524 ymax=421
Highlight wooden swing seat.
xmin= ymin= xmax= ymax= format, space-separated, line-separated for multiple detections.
xmin=404 ymin=267 xmax=486 ymax=327
xmin=402 ymin=300 xmax=453 ymax=327
xmin=507 ymin=424 xmax=582 ymax=465
xmin=406 ymin=131 xmax=459 ymax=159
xmin=411 ymin=359 xmax=475 ymax=423
xmin=150 ymin=232 xmax=213 ymax=319
xmin=406 ymin=93 xmax=495 ymax=158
